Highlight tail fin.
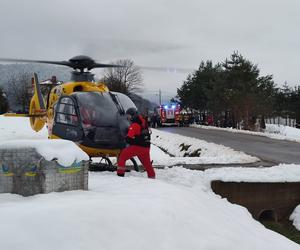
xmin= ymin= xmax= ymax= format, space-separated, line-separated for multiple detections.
xmin=29 ymin=73 xmax=46 ymax=132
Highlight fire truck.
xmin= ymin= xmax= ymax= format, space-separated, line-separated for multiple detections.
xmin=158 ymin=103 xmax=181 ymax=126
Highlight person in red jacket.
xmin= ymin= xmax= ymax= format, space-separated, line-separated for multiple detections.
xmin=117 ymin=108 xmax=156 ymax=179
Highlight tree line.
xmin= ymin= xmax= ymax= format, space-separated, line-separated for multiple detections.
xmin=177 ymin=52 xmax=300 ymax=129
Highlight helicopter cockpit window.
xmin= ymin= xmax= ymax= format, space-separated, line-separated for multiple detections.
xmin=73 ymin=92 xmax=119 ymax=127
xmin=55 ymin=97 xmax=79 ymax=126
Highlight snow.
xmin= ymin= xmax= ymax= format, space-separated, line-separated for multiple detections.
xmin=151 ymin=129 xmax=259 ymax=164
xmin=0 ymin=139 xmax=89 ymax=166
xmin=204 ymin=164 xmax=300 ymax=183
xmin=266 ymin=124 xmax=300 ymax=142
xmin=0 ymin=168 xmax=300 ymax=250
xmin=0 ymin=116 xmax=259 ymax=165
xmin=1 ymin=116 xmax=300 ymax=248
xmin=0 ymin=116 xmax=48 ymax=140
xmin=0 ymin=116 xmax=88 ymax=166
xmin=191 ymin=123 xmax=300 ymax=143
xmin=290 ymin=205 xmax=300 ymax=231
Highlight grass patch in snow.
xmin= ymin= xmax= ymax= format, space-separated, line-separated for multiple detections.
xmin=179 ymin=143 xmax=201 ymax=157
xmin=262 ymin=219 xmax=300 ymax=244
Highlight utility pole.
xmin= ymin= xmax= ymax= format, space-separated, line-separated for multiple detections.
xmin=159 ymin=89 xmax=162 ymax=105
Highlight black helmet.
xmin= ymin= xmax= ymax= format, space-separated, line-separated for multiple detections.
xmin=126 ymin=107 xmax=138 ymax=116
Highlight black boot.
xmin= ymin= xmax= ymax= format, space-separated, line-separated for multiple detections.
xmin=117 ymin=173 xmax=125 ymax=177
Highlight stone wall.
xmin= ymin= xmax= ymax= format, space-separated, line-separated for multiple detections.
xmin=0 ymin=147 xmax=88 ymax=196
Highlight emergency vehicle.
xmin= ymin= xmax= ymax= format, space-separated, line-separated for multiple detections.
xmin=158 ymin=103 xmax=181 ymax=125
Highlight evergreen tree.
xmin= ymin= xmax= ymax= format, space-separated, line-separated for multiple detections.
xmin=222 ymin=52 xmax=274 ymax=129
xmin=256 ymin=75 xmax=276 ymax=127
xmin=177 ymin=51 xmax=276 ymax=130
xmin=0 ymin=87 xmax=9 ymax=114
xmin=289 ymin=86 xmax=300 ymax=128
xmin=177 ymin=60 xmax=223 ymax=113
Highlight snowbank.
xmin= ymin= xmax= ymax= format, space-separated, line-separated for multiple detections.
xmin=203 ymin=164 xmax=300 ymax=183
xmin=191 ymin=123 xmax=300 ymax=143
xmin=0 ymin=116 xmax=48 ymax=140
xmin=290 ymin=205 xmax=300 ymax=231
xmin=0 ymin=116 xmax=88 ymax=166
xmin=0 ymin=167 xmax=299 ymax=250
xmin=1 ymin=116 xmax=300 ymax=247
xmin=266 ymin=124 xmax=300 ymax=142
xmin=151 ymin=129 xmax=259 ymax=164
xmin=0 ymin=116 xmax=259 ymax=165
xmin=0 ymin=139 xmax=89 ymax=166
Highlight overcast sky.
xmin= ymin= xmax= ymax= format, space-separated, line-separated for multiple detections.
xmin=0 ymin=0 xmax=299 ymax=103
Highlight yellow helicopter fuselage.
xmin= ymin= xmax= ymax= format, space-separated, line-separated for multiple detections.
xmin=30 ymin=77 xmax=121 ymax=158
xmin=1 ymin=56 xmax=130 ymax=159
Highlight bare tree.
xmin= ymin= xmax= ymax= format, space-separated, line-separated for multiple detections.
xmin=102 ymin=59 xmax=143 ymax=95
xmin=5 ymin=71 xmax=33 ymax=113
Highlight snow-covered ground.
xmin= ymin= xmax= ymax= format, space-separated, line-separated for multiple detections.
xmin=0 ymin=116 xmax=258 ymax=165
xmin=266 ymin=124 xmax=300 ymax=142
xmin=1 ymin=116 xmax=300 ymax=249
xmin=0 ymin=168 xmax=300 ymax=250
xmin=0 ymin=116 xmax=48 ymax=141
xmin=151 ymin=129 xmax=259 ymax=165
xmin=191 ymin=123 xmax=300 ymax=143
xmin=291 ymin=205 xmax=300 ymax=231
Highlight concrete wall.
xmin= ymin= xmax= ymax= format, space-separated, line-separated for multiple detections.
xmin=0 ymin=147 xmax=88 ymax=196
xmin=211 ymin=181 xmax=300 ymax=221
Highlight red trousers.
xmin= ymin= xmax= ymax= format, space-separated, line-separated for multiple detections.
xmin=117 ymin=145 xmax=156 ymax=178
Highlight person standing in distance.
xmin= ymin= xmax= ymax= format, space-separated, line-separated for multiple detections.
xmin=117 ymin=107 xmax=156 ymax=179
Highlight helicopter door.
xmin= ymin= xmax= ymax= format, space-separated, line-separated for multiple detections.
xmin=52 ymin=96 xmax=83 ymax=142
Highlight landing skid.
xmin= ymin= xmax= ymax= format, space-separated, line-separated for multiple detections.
xmin=89 ymin=156 xmax=139 ymax=172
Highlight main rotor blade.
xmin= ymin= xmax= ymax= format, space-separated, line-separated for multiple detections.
xmin=139 ymin=66 xmax=194 ymax=74
xmin=90 ymin=63 xmax=124 ymax=69
xmin=0 ymin=57 xmax=194 ymax=73
xmin=0 ymin=58 xmax=71 ymax=67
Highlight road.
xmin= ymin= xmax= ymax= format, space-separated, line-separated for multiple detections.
xmin=159 ymin=126 xmax=300 ymax=165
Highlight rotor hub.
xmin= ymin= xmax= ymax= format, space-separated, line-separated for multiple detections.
xmin=69 ymin=55 xmax=95 ymax=71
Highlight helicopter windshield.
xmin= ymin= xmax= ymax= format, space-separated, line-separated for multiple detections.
xmin=111 ymin=92 xmax=136 ymax=112
xmin=74 ymin=92 xmax=119 ymax=127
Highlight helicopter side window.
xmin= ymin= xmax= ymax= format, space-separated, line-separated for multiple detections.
xmin=55 ymin=97 xmax=78 ymax=126
xmin=60 ymin=97 xmax=75 ymax=105
xmin=57 ymin=103 xmax=76 ymax=115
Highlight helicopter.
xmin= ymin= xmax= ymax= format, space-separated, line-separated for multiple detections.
xmin=0 ymin=55 xmax=140 ymax=170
